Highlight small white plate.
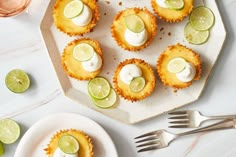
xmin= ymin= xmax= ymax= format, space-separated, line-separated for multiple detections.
xmin=14 ymin=113 xmax=118 ymax=157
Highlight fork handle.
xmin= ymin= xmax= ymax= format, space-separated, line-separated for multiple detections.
xmin=177 ymin=119 xmax=236 ymax=137
xmin=205 ymin=115 xmax=236 ymax=120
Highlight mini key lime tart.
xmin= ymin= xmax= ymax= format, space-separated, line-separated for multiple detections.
xmin=151 ymin=0 xmax=194 ymax=22
xmin=62 ymin=38 xmax=103 ymax=80
xmin=113 ymin=58 xmax=156 ymax=102
xmin=111 ymin=8 xmax=157 ymax=51
xmin=157 ymin=43 xmax=201 ymax=89
xmin=53 ymin=0 xmax=100 ymax=36
xmin=44 ymin=129 xmax=93 ymax=157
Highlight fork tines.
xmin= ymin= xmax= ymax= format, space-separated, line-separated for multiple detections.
xmin=168 ymin=110 xmax=189 ymax=128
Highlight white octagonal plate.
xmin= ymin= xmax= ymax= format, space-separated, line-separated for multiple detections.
xmin=40 ymin=0 xmax=226 ymax=123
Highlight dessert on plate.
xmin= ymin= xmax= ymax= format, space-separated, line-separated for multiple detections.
xmin=53 ymin=0 xmax=100 ymax=36
xmin=151 ymin=0 xmax=194 ymax=22
xmin=62 ymin=38 xmax=103 ymax=80
xmin=44 ymin=129 xmax=93 ymax=157
xmin=113 ymin=58 xmax=156 ymax=102
xmin=111 ymin=8 xmax=157 ymax=51
xmin=157 ymin=43 xmax=201 ymax=89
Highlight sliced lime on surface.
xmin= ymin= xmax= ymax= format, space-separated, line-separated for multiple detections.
xmin=88 ymin=77 xmax=111 ymax=100
xmin=129 ymin=77 xmax=146 ymax=93
xmin=165 ymin=0 xmax=184 ymax=10
xmin=73 ymin=43 xmax=94 ymax=62
xmin=167 ymin=58 xmax=186 ymax=73
xmin=58 ymin=135 xmax=79 ymax=154
xmin=125 ymin=14 xmax=145 ymax=33
xmin=92 ymin=88 xmax=117 ymax=108
xmin=190 ymin=6 xmax=215 ymax=31
xmin=64 ymin=0 xmax=84 ymax=19
xmin=5 ymin=69 xmax=30 ymax=93
xmin=0 ymin=142 xmax=4 ymax=156
xmin=0 ymin=119 xmax=20 ymax=144
xmin=184 ymin=22 xmax=210 ymax=45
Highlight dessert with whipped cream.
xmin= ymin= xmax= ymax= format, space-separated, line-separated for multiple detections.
xmin=111 ymin=8 xmax=157 ymax=51
xmin=157 ymin=43 xmax=201 ymax=89
xmin=44 ymin=129 xmax=93 ymax=157
xmin=53 ymin=0 xmax=100 ymax=36
xmin=61 ymin=38 xmax=103 ymax=80
xmin=113 ymin=58 xmax=156 ymax=102
xmin=151 ymin=0 xmax=194 ymax=22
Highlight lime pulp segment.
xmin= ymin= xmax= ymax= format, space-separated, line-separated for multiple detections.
xmin=190 ymin=6 xmax=215 ymax=31
xmin=167 ymin=58 xmax=186 ymax=73
xmin=125 ymin=14 xmax=145 ymax=33
xmin=92 ymin=88 xmax=117 ymax=108
xmin=184 ymin=22 xmax=209 ymax=45
xmin=64 ymin=0 xmax=84 ymax=19
xmin=129 ymin=77 xmax=146 ymax=93
xmin=5 ymin=69 xmax=30 ymax=93
xmin=73 ymin=43 xmax=94 ymax=62
xmin=165 ymin=0 xmax=184 ymax=10
xmin=58 ymin=135 xmax=79 ymax=154
xmin=0 ymin=119 xmax=20 ymax=144
xmin=88 ymin=77 xmax=111 ymax=99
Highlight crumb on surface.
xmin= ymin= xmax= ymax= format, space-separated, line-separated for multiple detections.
xmin=119 ymin=2 xmax=122 ymax=6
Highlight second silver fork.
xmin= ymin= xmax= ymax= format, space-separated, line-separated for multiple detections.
xmin=168 ymin=110 xmax=236 ymax=128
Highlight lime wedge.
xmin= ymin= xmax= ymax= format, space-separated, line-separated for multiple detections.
xmin=167 ymin=58 xmax=186 ymax=73
xmin=73 ymin=43 xmax=94 ymax=62
xmin=5 ymin=69 xmax=30 ymax=93
xmin=92 ymin=88 xmax=117 ymax=108
xmin=184 ymin=22 xmax=209 ymax=45
xmin=125 ymin=14 xmax=145 ymax=33
xmin=129 ymin=77 xmax=146 ymax=93
xmin=64 ymin=0 xmax=84 ymax=19
xmin=58 ymin=135 xmax=79 ymax=154
xmin=0 ymin=142 xmax=4 ymax=156
xmin=190 ymin=6 xmax=215 ymax=31
xmin=88 ymin=77 xmax=111 ymax=100
xmin=0 ymin=119 xmax=20 ymax=144
xmin=165 ymin=0 xmax=184 ymax=10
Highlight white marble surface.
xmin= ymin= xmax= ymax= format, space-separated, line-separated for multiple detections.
xmin=0 ymin=0 xmax=236 ymax=157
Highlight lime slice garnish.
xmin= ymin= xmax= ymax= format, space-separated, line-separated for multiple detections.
xmin=165 ymin=0 xmax=184 ymax=10
xmin=88 ymin=77 xmax=111 ymax=100
xmin=64 ymin=0 xmax=84 ymax=19
xmin=190 ymin=6 xmax=215 ymax=31
xmin=129 ymin=77 xmax=146 ymax=93
xmin=0 ymin=119 xmax=20 ymax=144
xmin=58 ymin=135 xmax=79 ymax=154
xmin=92 ymin=88 xmax=117 ymax=108
xmin=125 ymin=14 xmax=145 ymax=33
xmin=0 ymin=142 xmax=4 ymax=156
xmin=167 ymin=58 xmax=186 ymax=73
xmin=184 ymin=22 xmax=210 ymax=45
xmin=73 ymin=43 xmax=94 ymax=62
xmin=5 ymin=69 xmax=30 ymax=93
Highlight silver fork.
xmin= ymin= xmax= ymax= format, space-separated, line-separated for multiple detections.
xmin=168 ymin=110 xmax=236 ymax=128
xmin=135 ymin=119 xmax=236 ymax=153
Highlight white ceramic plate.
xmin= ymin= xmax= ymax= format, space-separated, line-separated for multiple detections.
xmin=14 ymin=113 xmax=118 ymax=157
xmin=40 ymin=0 xmax=226 ymax=123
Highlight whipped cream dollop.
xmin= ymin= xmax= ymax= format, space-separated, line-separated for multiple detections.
xmin=176 ymin=62 xmax=196 ymax=82
xmin=119 ymin=64 xmax=142 ymax=84
xmin=53 ymin=148 xmax=78 ymax=157
xmin=72 ymin=4 xmax=92 ymax=26
xmin=124 ymin=29 xmax=148 ymax=46
xmin=155 ymin=0 xmax=168 ymax=8
xmin=82 ymin=52 xmax=102 ymax=72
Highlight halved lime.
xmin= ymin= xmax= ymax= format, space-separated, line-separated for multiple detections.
xmin=125 ymin=14 xmax=145 ymax=33
xmin=88 ymin=77 xmax=111 ymax=100
xmin=92 ymin=88 xmax=117 ymax=108
xmin=64 ymin=0 xmax=84 ymax=19
xmin=165 ymin=0 xmax=184 ymax=10
xmin=73 ymin=43 xmax=94 ymax=62
xmin=5 ymin=69 xmax=30 ymax=93
xmin=58 ymin=135 xmax=79 ymax=154
xmin=167 ymin=58 xmax=186 ymax=73
xmin=184 ymin=22 xmax=210 ymax=45
xmin=0 ymin=142 xmax=4 ymax=156
xmin=0 ymin=119 xmax=20 ymax=144
xmin=129 ymin=77 xmax=146 ymax=93
xmin=190 ymin=6 xmax=215 ymax=31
